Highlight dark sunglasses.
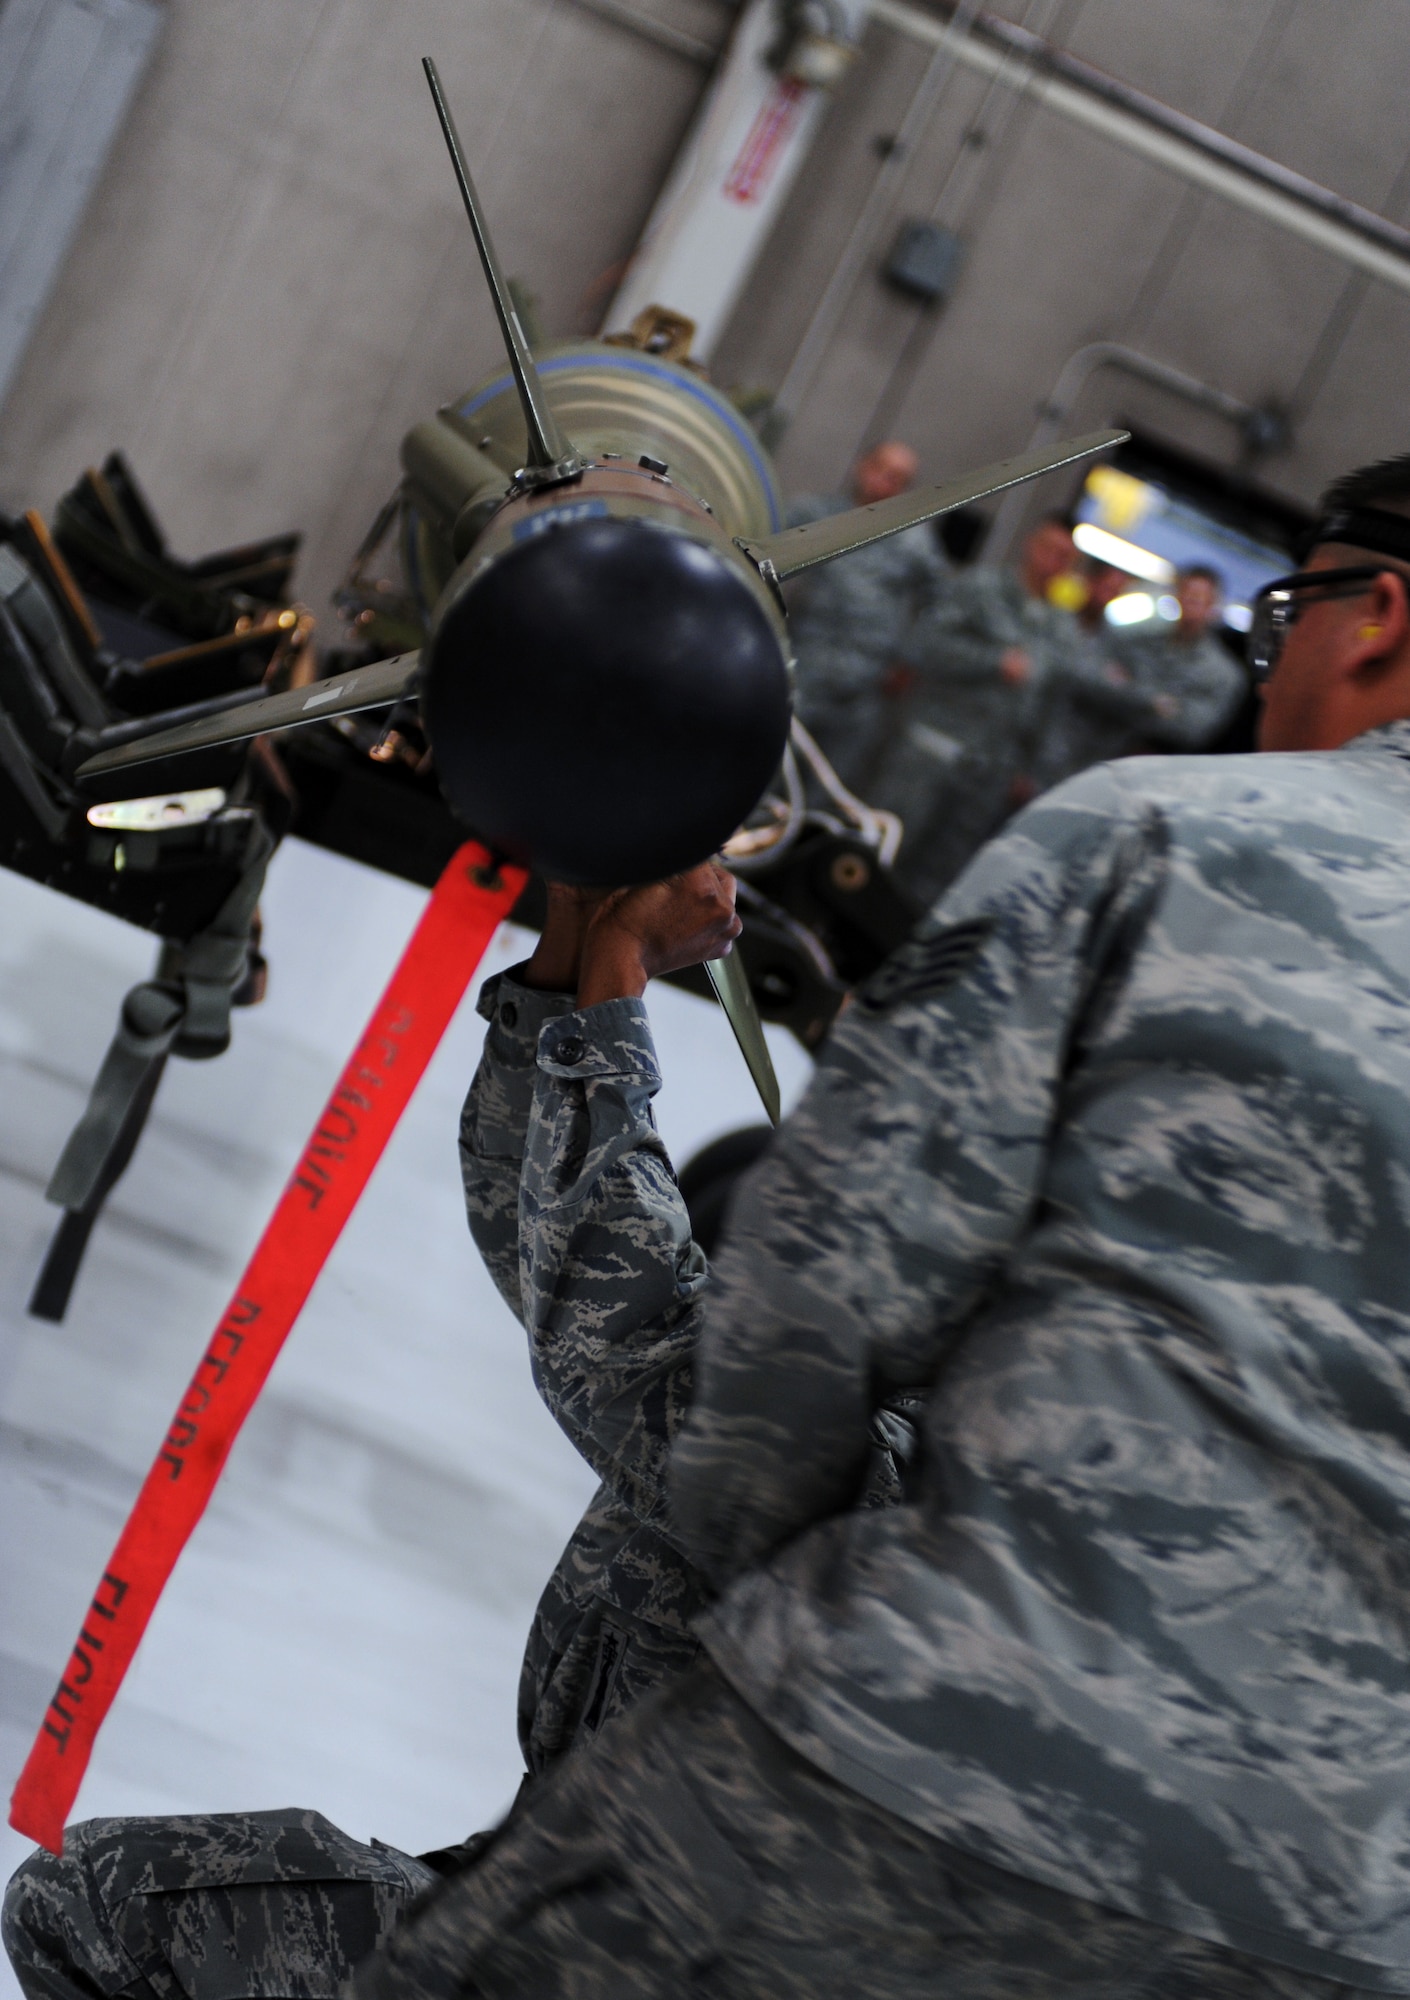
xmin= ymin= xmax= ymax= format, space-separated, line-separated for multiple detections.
xmin=1248 ymin=565 xmax=1391 ymax=682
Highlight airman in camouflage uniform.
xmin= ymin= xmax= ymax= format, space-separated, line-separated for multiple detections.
xmin=345 ymin=713 xmax=1410 ymax=1998
xmin=785 ymin=441 xmax=949 ymax=790
xmin=875 ymin=517 xmax=1085 ymax=909
xmin=0 ymin=976 xmax=709 ymax=2000
xmin=461 ymin=951 xmax=910 ymax=1771
xmin=1107 ymin=562 xmax=1247 ymax=753
xmin=785 ymin=506 xmax=947 ymax=791
xmin=668 ymin=731 xmax=1410 ymax=1991
xmin=1036 ymin=562 xmax=1248 ymax=784
xmin=457 ymin=972 xmax=710 ymax=1771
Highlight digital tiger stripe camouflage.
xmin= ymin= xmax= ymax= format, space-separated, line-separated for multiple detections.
xmin=784 ymin=492 xmax=947 ymax=791
xmin=460 ymin=976 xmax=708 ymax=1770
xmin=1035 ymin=621 xmax=1247 ymax=785
xmin=886 ymin=562 xmax=1087 ymax=906
xmin=348 ymin=1655 xmax=1367 ymax=2000
xmin=674 ymin=721 xmax=1410 ymax=1989
xmin=3 ymin=1811 xmax=435 ymax=2000
xmin=15 ymin=727 xmax=1410 ymax=1997
xmin=460 ymin=971 xmax=911 ymax=1771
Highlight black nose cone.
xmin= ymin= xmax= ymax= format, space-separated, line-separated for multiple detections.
xmin=423 ymin=515 xmax=790 ymax=883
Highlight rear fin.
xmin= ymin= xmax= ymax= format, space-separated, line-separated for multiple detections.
xmin=75 ymin=651 xmax=421 ymax=783
xmin=737 ymin=429 xmax=1127 ymax=583
xmin=422 ymin=59 xmax=582 ymax=488
xmin=705 ymin=951 xmax=781 ymax=1127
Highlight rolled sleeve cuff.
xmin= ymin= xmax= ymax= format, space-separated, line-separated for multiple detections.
xmin=538 ymin=997 xmax=662 ymax=1089
xmin=467 ymin=969 xmax=583 ymax=1161
xmin=477 ymin=965 xmax=579 ymax=1061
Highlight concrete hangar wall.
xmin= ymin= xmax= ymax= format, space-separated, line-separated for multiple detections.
xmin=730 ymin=0 xmax=1410 ymax=533
xmin=2 ymin=0 xmax=1409 ymax=614
xmin=0 ymin=0 xmax=727 ymax=610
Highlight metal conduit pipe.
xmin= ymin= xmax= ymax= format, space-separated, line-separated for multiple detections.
xmin=979 ymin=340 xmax=1265 ymax=560
xmin=868 ymin=0 xmax=1410 ymax=296
xmin=560 ymin=0 xmax=723 ymax=67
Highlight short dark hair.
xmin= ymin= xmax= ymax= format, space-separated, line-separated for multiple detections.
xmin=1178 ymin=563 xmax=1223 ymax=590
xmin=1035 ymin=509 xmax=1076 ymax=534
xmin=1308 ymin=454 xmax=1410 ymax=564
xmin=1318 ymin=453 xmax=1410 ymax=519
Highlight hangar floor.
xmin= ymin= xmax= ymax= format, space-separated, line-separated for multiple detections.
xmin=0 ymin=839 xmax=810 ymax=1996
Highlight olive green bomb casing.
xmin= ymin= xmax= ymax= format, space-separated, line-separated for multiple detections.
xmin=402 ymin=337 xmax=784 ymax=605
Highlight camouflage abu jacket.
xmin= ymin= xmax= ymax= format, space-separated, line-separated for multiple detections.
xmin=784 ymin=493 xmax=948 ymax=791
xmin=460 ymin=975 xmax=906 ymax=1776
xmin=672 ymin=722 xmax=1410 ymax=1992
xmin=883 ymin=564 xmax=1086 ymax=909
xmin=1035 ymin=624 xmax=1248 ymax=785
xmin=460 ymin=979 xmax=708 ymax=1773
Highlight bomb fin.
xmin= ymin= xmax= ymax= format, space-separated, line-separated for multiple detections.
xmin=422 ymin=59 xmax=582 ymax=489
xmin=706 ymin=950 xmax=781 ymax=1128
xmin=736 ymin=429 xmax=1127 ymax=583
xmin=75 ymin=652 xmax=421 ymax=783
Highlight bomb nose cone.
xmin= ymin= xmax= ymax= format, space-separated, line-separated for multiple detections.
xmin=423 ymin=515 xmax=791 ymax=883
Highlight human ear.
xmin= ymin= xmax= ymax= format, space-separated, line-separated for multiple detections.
xmin=1348 ymin=571 xmax=1409 ymax=678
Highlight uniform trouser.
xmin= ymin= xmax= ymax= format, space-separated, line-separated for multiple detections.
xmin=4 ymin=1660 xmax=1377 ymax=2000
xmin=2 ymin=1809 xmax=437 ymax=2000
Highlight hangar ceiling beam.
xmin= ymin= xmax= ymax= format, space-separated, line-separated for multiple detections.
xmin=871 ymin=0 xmax=1410 ymax=297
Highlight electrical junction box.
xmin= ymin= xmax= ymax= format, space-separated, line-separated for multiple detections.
xmin=885 ymin=221 xmax=965 ymax=304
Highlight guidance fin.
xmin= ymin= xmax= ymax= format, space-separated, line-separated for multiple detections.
xmin=737 ymin=429 xmax=1127 ymax=583
xmin=422 ymin=59 xmax=581 ymax=488
xmin=76 ymin=651 xmax=421 ymax=783
xmin=706 ymin=949 xmax=781 ymax=1128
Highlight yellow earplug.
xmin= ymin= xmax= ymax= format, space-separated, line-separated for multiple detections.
xmin=1359 ymin=624 xmax=1383 ymax=639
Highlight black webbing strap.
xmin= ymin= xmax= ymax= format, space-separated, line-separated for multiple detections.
xmin=30 ymin=818 xmax=275 ymax=1321
xmin=28 ymin=1056 xmax=170 ymax=1321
